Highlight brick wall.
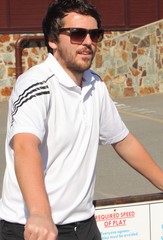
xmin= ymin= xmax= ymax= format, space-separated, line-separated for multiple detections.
xmin=0 ymin=19 xmax=163 ymax=102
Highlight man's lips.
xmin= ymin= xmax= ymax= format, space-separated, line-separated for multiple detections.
xmin=78 ymin=51 xmax=92 ymax=55
xmin=77 ymin=47 xmax=93 ymax=56
xmin=77 ymin=50 xmax=93 ymax=58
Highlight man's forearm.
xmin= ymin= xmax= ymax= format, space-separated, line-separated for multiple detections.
xmin=13 ymin=133 xmax=51 ymax=217
xmin=112 ymin=133 xmax=163 ymax=190
xmin=13 ymin=133 xmax=58 ymax=239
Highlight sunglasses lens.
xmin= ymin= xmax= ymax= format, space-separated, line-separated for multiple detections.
xmin=90 ymin=29 xmax=104 ymax=42
xmin=71 ymin=29 xmax=86 ymax=43
xmin=59 ymin=28 xmax=104 ymax=44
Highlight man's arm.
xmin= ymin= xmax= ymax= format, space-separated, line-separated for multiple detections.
xmin=112 ymin=133 xmax=163 ymax=191
xmin=13 ymin=133 xmax=58 ymax=240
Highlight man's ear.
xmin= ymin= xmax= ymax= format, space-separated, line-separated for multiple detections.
xmin=48 ymin=41 xmax=57 ymax=51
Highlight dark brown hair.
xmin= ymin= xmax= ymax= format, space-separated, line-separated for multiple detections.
xmin=42 ymin=0 xmax=102 ymax=53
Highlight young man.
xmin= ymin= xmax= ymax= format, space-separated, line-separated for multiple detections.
xmin=0 ymin=0 xmax=163 ymax=239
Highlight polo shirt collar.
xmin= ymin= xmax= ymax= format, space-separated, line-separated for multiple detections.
xmin=46 ymin=53 xmax=76 ymax=88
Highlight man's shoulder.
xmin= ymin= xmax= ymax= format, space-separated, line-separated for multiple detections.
xmin=12 ymin=59 xmax=54 ymax=101
xmin=21 ymin=59 xmax=50 ymax=80
xmin=16 ymin=59 xmax=54 ymax=88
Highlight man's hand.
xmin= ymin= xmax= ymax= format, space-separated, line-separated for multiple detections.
xmin=24 ymin=214 xmax=58 ymax=240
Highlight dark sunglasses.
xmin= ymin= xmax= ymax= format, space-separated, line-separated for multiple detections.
xmin=59 ymin=28 xmax=104 ymax=44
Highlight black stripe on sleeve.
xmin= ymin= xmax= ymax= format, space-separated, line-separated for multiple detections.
xmin=10 ymin=75 xmax=54 ymax=127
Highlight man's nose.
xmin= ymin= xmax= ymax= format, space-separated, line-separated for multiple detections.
xmin=82 ymin=33 xmax=92 ymax=45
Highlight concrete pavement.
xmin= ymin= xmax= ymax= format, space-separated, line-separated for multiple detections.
xmin=0 ymin=93 xmax=163 ymax=199
xmin=95 ymin=93 xmax=163 ymax=199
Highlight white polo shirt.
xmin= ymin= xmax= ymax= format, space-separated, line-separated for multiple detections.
xmin=0 ymin=53 xmax=129 ymax=225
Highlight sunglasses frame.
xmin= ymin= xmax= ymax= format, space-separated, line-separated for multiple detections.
xmin=59 ymin=28 xmax=104 ymax=44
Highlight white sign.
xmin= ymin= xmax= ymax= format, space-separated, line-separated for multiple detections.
xmin=95 ymin=200 xmax=163 ymax=240
xmin=150 ymin=202 xmax=163 ymax=239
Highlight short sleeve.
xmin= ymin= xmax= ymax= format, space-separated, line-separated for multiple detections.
xmin=8 ymin=72 xmax=50 ymax=147
xmin=99 ymin=84 xmax=129 ymax=145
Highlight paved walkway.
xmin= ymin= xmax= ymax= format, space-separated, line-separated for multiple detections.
xmin=95 ymin=93 xmax=163 ymax=199
xmin=1 ymin=93 xmax=163 ymax=199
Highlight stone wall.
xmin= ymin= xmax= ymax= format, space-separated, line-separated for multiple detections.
xmin=0 ymin=19 xmax=163 ymax=102
xmin=0 ymin=34 xmax=47 ymax=102
xmin=92 ymin=20 xmax=163 ymax=98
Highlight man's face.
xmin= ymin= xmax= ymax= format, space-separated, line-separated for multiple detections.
xmin=50 ymin=12 xmax=98 ymax=78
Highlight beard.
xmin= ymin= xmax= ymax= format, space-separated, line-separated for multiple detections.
xmin=67 ymin=55 xmax=93 ymax=73
xmin=57 ymin=45 xmax=96 ymax=74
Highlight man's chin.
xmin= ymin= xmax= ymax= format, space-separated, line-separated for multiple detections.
xmin=76 ymin=64 xmax=92 ymax=73
xmin=80 ymin=59 xmax=93 ymax=71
